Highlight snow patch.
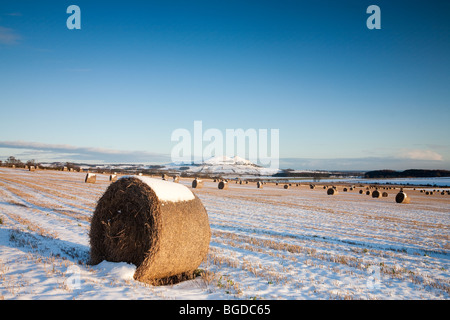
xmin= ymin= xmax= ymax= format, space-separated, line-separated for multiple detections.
xmin=94 ymin=261 xmax=136 ymax=281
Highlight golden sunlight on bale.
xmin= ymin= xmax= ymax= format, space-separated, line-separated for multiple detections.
xmin=85 ymin=173 xmax=96 ymax=184
xmin=192 ymin=178 xmax=203 ymax=189
xmin=395 ymin=191 xmax=411 ymax=204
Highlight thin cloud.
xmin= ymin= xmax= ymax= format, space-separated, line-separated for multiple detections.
xmin=0 ymin=26 xmax=20 ymax=45
xmin=397 ymin=149 xmax=443 ymax=161
xmin=0 ymin=141 xmax=170 ymax=164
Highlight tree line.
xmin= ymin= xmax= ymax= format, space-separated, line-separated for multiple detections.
xmin=0 ymin=156 xmax=81 ymax=171
xmin=0 ymin=156 xmax=39 ymax=168
xmin=364 ymin=169 xmax=450 ymax=178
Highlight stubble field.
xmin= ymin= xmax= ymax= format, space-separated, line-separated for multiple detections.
xmin=0 ymin=167 xmax=448 ymax=300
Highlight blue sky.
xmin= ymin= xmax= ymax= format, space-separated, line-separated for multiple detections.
xmin=1 ymin=0 xmax=449 ymax=170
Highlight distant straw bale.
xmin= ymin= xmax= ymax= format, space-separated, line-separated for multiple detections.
xmin=192 ymin=178 xmax=203 ymax=189
xmin=85 ymin=173 xmax=96 ymax=184
xmin=372 ymin=190 xmax=381 ymax=198
xmin=395 ymin=192 xmax=410 ymax=204
xmin=218 ymin=181 xmax=229 ymax=190
xmin=327 ymin=188 xmax=338 ymax=195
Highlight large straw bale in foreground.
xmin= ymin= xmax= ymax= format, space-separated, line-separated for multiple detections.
xmin=89 ymin=176 xmax=211 ymax=284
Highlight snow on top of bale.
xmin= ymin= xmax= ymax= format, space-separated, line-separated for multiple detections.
xmin=120 ymin=175 xmax=195 ymax=202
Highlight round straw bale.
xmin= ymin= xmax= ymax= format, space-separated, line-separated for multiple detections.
xmin=89 ymin=176 xmax=211 ymax=284
xmin=257 ymin=181 xmax=263 ymax=189
xmin=372 ymin=190 xmax=381 ymax=198
xmin=343 ymin=188 xmax=348 ymax=192
xmin=382 ymin=192 xmax=388 ymax=197
xmin=359 ymin=190 xmax=364 ymax=194
xmin=366 ymin=190 xmax=371 ymax=196
xmin=109 ymin=174 xmax=117 ymax=182
xmin=192 ymin=179 xmax=203 ymax=189
xmin=218 ymin=181 xmax=229 ymax=190
xmin=173 ymin=176 xmax=180 ymax=183
xmin=395 ymin=191 xmax=410 ymax=204
xmin=310 ymin=184 xmax=315 ymax=189
xmin=85 ymin=173 xmax=96 ymax=184
xmin=283 ymin=184 xmax=289 ymax=189
xmin=29 ymin=166 xmax=36 ymax=172
xmin=327 ymin=188 xmax=338 ymax=195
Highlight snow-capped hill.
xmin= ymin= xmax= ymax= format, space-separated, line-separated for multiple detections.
xmin=181 ymin=156 xmax=280 ymax=177
xmin=203 ymin=156 xmax=254 ymax=166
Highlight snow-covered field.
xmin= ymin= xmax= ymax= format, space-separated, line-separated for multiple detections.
xmin=0 ymin=167 xmax=448 ymax=300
